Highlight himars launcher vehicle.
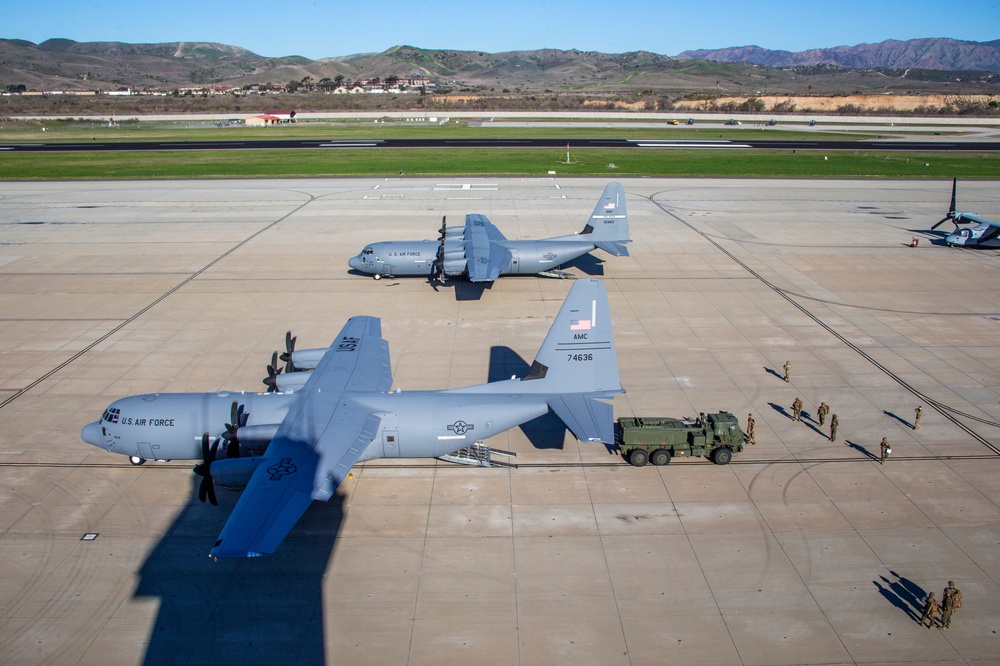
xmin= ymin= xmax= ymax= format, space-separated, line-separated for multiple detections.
xmin=348 ymin=183 xmax=630 ymax=282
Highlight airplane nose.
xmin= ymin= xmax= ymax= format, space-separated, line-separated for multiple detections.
xmin=81 ymin=422 xmax=103 ymax=446
xmin=348 ymin=256 xmax=364 ymax=271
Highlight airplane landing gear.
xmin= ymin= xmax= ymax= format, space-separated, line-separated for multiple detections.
xmin=129 ymin=456 xmax=146 ymax=466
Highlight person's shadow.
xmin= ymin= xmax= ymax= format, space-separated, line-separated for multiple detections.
xmin=874 ymin=571 xmax=927 ymax=622
xmin=768 ymin=402 xmax=792 ymax=420
xmin=763 ymin=366 xmax=785 ymax=381
xmin=846 ymin=439 xmax=878 ymax=460
xmin=134 ymin=474 xmax=344 ymax=664
xmin=883 ymin=410 xmax=913 ymax=429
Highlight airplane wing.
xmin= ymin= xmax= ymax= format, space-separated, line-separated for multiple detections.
xmin=465 ymin=214 xmax=512 ymax=282
xmin=959 ymin=213 xmax=1000 ymax=228
xmin=210 ymin=316 xmax=391 ymax=558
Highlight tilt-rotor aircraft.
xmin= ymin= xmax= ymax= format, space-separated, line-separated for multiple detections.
xmin=348 ymin=183 xmax=630 ymax=282
xmin=81 ymin=279 xmax=623 ymax=558
xmin=932 ymin=178 xmax=1000 ymax=248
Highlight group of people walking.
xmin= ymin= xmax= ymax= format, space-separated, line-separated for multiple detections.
xmin=920 ymin=581 xmax=963 ymax=629
xmin=750 ymin=361 xmax=925 ymax=461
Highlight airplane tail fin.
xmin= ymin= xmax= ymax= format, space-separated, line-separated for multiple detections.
xmin=519 ymin=279 xmax=623 ymax=442
xmin=579 ymin=182 xmax=630 ymax=256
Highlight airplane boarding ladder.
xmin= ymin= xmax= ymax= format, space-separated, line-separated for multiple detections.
xmin=438 ymin=441 xmax=518 ymax=468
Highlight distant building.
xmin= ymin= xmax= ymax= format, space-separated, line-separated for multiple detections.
xmin=265 ymin=110 xmax=296 ymax=123
xmin=246 ymin=115 xmax=281 ymax=126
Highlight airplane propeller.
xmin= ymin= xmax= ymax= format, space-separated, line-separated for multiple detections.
xmin=263 ymin=352 xmax=283 ymax=392
xmin=193 ymin=433 xmax=220 ymax=506
xmin=278 ymin=330 xmax=297 ymax=372
xmin=431 ymin=215 xmax=447 ymax=286
xmin=222 ymin=400 xmax=248 ymax=459
xmin=931 ymin=178 xmax=961 ymax=230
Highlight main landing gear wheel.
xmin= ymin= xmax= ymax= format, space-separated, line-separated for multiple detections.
xmin=128 ymin=456 xmax=146 ymax=466
xmin=650 ymin=448 xmax=672 ymax=466
xmin=628 ymin=448 xmax=649 ymax=467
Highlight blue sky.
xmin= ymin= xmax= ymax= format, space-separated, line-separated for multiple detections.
xmin=3 ymin=0 xmax=998 ymax=60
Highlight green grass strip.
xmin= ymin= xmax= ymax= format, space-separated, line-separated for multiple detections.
xmin=0 ymin=148 xmax=997 ymax=179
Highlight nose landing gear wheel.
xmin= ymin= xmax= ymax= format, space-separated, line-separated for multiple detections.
xmin=129 ymin=456 xmax=146 ymax=466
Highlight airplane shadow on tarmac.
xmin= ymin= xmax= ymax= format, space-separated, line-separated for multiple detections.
xmin=489 ymin=345 xmax=568 ymax=450
xmin=561 ymin=253 xmax=606 ymax=276
xmin=134 ymin=475 xmax=344 ymax=665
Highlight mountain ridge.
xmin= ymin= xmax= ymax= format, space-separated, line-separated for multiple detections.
xmin=1 ymin=37 xmax=998 ymax=95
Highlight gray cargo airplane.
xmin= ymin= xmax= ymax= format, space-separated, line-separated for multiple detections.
xmin=932 ymin=178 xmax=1000 ymax=248
xmin=348 ymin=183 xmax=630 ymax=282
xmin=81 ymin=279 xmax=622 ymax=558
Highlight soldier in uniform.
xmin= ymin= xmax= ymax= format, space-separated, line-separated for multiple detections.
xmin=941 ymin=581 xmax=962 ymax=629
xmin=829 ymin=414 xmax=838 ymax=442
xmin=746 ymin=413 xmax=756 ymax=445
xmin=920 ymin=591 xmax=938 ymax=628
xmin=783 ymin=360 xmax=792 ymax=383
xmin=817 ymin=402 xmax=829 ymax=426
xmin=914 ymin=405 xmax=923 ymax=430
xmin=879 ymin=437 xmax=890 ymax=464
xmin=792 ymin=397 xmax=803 ymax=422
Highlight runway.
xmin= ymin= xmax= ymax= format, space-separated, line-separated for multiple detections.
xmin=0 ymin=177 xmax=998 ymax=664
xmin=2 ymin=137 xmax=1000 ymax=153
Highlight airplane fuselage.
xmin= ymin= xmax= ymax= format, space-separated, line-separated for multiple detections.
xmin=348 ymin=239 xmax=599 ymax=278
xmin=945 ymin=222 xmax=1000 ymax=248
xmin=82 ymin=384 xmax=558 ymax=464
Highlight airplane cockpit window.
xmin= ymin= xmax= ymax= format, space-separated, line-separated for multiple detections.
xmin=363 ymin=247 xmax=374 ymax=255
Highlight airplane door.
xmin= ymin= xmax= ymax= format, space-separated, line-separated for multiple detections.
xmin=510 ymin=252 xmax=519 ymax=274
xmin=382 ymin=431 xmax=400 ymax=457
xmin=138 ymin=442 xmax=155 ymax=459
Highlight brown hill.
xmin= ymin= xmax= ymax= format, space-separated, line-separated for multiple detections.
xmin=1 ymin=38 xmax=998 ymax=97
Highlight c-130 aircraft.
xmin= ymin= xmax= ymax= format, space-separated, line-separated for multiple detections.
xmin=81 ymin=279 xmax=623 ymax=558
xmin=348 ymin=183 xmax=630 ymax=282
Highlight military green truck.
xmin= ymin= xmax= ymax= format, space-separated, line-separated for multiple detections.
xmin=616 ymin=411 xmax=744 ymax=467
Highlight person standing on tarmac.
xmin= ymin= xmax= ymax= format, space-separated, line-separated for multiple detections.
xmin=879 ymin=437 xmax=890 ymax=464
xmin=914 ymin=406 xmax=923 ymax=430
xmin=920 ymin=592 xmax=939 ymax=628
xmin=792 ymin=397 xmax=803 ymax=422
xmin=783 ymin=360 xmax=792 ymax=383
xmin=817 ymin=402 xmax=829 ymax=426
xmin=941 ymin=581 xmax=962 ymax=630
xmin=829 ymin=414 xmax=838 ymax=442
xmin=746 ymin=414 xmax=756 ymax=445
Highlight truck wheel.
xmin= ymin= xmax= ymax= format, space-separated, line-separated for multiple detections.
xmin=650 ymin=449 xmax=672 ymax=466
xmin=628 ymin=448 xmax=649 ymax=467
xmin=711 ymin=447 xmax=733 ymax=465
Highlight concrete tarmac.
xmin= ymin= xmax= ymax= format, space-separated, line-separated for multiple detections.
xmin=0 ymin=177 xmax=997 ymax=665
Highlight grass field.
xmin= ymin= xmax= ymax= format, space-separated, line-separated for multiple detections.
xmin=1 ymin=147 xmax=997 ymax=179
xmin=0 ymin=117 xmax=996 ymax=180
xmin=0 ymin=117 xmax=885 ymax=143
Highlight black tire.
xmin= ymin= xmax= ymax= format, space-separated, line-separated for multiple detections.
xmin=129 ymin=456 xmax=146 ymax=466
xmin=628 ymin=448 xmax=649 ymax=467
xmin=711 ymin=447 xmax=733 ymax=465
xmin=373 ymin=274 xmax=382 ymax=281
xmin=650 ymin=448 xmax=672 ymax=466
